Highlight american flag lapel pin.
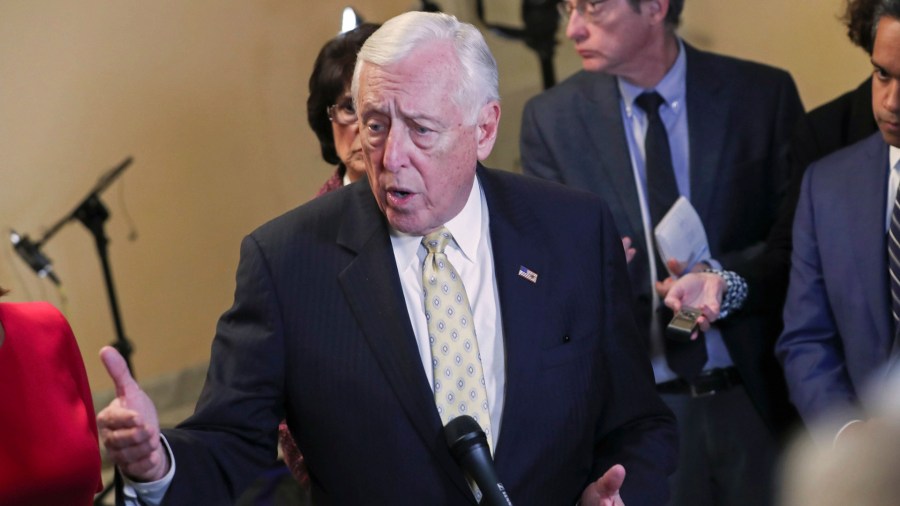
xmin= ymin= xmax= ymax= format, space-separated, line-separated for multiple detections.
xmin=518 ymin=265 xmax=538 ymax=284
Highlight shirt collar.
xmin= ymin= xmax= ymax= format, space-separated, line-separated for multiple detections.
xmin=389 ymin=175 xmax=484 ymax=270
xmin=618 ymin=38 xmax=687 ymax=117
xmin=891 ymin=145 xmax=900 ymax=172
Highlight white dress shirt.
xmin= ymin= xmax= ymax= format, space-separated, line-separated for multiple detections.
xmin=389 ymin=175 xmax=506 ymax=446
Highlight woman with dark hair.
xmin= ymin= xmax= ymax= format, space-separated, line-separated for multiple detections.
xmin=0 ymin=286 xmax=102 ymax=505
xmin=307 ymin=23 xmax=380 ymax=196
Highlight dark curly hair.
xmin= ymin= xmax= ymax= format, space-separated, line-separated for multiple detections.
xmin=843 ymin=0 xmax=879 ymax=53
xmin=307 ymin=23 xmax=380 ymax=166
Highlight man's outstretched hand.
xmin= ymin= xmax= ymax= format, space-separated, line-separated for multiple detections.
xmin=96 ymin=346 xmax=169 ymax=482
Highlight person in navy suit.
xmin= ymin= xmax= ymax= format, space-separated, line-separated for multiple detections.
xmin=96 ymin=11 xmax=676 ymax=505
xmin=777 ymin=0 xmax=900 ymax=446
xmin=520 ymin=1 xmax=801 ymax=504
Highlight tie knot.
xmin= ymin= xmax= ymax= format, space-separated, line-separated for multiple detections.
xmin=422 ymin=227 xmax=452 ymax=254
xmin=635 ymin=91 xmax=666 ymax=117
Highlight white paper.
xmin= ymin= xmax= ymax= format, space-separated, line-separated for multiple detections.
xmin=653 ymin=196 xmax=710 ymax=277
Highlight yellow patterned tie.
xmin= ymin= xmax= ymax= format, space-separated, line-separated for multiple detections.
xmin=422 ymin=227 xmax=493 ymax=447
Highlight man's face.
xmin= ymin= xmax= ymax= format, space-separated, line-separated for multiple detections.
xmin=357 ymin=41 xmax=500 ymax=235
xmin=564 ymin=0 xmax=656 ymax=81
xmin=872 ymin=16 xmax=900 ymax=148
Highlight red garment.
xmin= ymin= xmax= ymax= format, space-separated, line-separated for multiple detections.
xmin=0 ymin=302 xmax=102 ymax=505
xmin=315 ymin=165 xmax=345 ymax=197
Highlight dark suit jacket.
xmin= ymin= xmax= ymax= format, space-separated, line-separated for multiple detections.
xmin=520 ymin=43 xmax=803 ymax=436
xmin=157 ymin=166 xmax=677 ymax=505
xmin=736 ymin=78 xmax=877 ymax=381
xmin=776 ymin=132 xmax=893 ymax=442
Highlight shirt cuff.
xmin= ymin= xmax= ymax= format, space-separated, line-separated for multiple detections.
xmin=702 ymin=268 xmax=747 ymax=319
xmin=122 ymin=434 xmax=176 ymax=506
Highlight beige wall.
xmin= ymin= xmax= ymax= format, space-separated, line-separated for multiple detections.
xmin=0 ymin=0 xmax=875 ymax=394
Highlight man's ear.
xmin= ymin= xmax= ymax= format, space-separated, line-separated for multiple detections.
xmin=475 ymin=101 xmax=501 ymax=161
xmin=643 ymin=0 xmax=669 ymax=24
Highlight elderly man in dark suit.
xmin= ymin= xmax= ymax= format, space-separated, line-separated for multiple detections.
xmin=520 ymin=1 xmax=802 ymax=504
xmin=96 ymin=11 xmax=676 ymax=506
xmin=777 ymin=1 xmax=900 ymax=445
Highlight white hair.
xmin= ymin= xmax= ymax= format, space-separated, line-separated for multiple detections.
xmin=350 ymin=11 xmax=499 ymax=123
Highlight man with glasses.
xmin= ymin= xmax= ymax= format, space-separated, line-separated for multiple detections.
xmin=521 ymin=1 xmax=802 ymax=504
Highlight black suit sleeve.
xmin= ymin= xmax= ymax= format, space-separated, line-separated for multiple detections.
xmin=161 ymin=234 xmax=286 ymax=504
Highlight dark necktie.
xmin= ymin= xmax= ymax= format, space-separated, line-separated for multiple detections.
xmin=635 ymin=91 xmax=707 ymax=378
xmin=889 ymin=180 xmax=900 ymax=337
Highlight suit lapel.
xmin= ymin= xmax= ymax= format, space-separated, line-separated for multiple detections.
xmin=579 ymin=75 xmax=646 ymax=247
xmin=336 ymin=183 xmax=472 ymax=497
xmin=476 ymin=168 xmax=553 ymax=470
xmin=848 ymin=137 xmax=893 ymax=354
xmin=685 ymin=45 xmax=728 ymax=221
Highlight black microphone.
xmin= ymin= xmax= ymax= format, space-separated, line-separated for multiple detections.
xmin=444 ymin=415 xmax=513 ymax=506
xmin=10 ymin=230 xmax=60 ymax=286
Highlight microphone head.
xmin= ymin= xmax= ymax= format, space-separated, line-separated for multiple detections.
xmin=444 ymin=415 xmax=489 ymax=460
xmin=10 ymin=230 xmax=60 ymax=286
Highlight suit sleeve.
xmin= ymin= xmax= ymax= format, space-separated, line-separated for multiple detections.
xmin=775 ymin=167 xmax=858 ymax=442
xmin=160 ymin=234 xmax=286 ymax=504
xmin=591 ymin=203 xmax=678 ymax=505
xmin=520 ymin=99 xmax=564 ymax=182
xmin=718 ymin=71 xmax=804 ymax=276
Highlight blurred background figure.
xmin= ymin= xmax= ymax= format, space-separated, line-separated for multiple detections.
xmin=780 ymin=419 xmax=900 ymax=506
xmin=0 ymin=286 xmax=102 ymax=505
xmin=779 ymin=367 xmax=900 ymax=506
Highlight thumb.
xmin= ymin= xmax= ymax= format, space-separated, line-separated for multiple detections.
xmin=100 ymin=345 xmax=137 ymax=399
xmin=598 ymin=464 xmax=626 ymax=497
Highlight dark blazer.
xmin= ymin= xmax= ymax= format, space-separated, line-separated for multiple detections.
xmin=520 ymin=43 xmax=803 ymax=436
xmin=776 ymin=132 xmax=892 ymax=442
xmin=739 ymin=78 xmax=877 ymax=316
xmin=159 ymin=166 xmax=677 ymax=505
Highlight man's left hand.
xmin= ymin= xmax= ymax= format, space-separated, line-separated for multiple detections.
xmin=580 ymin=464 xmax=626 ymax=506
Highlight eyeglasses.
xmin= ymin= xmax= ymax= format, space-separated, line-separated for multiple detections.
xmin=556 ymin=0 xmax=608 ymax=21
xmin=327 ymin=99 xmax=357 ymax=126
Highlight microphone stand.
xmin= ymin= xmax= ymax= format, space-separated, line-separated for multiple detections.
xmin=14 ymin=158 xmax=135 ymax=506
xmin=30 ymin=157 xmax=135 ymax=373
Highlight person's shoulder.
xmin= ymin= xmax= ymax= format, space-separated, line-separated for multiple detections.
xmin=524 ymin=69 xmax=615 ymax=109
xmin=807 ymin=132 xmax=886 ymax=182
xmin=807 ymin=82 xmax=866 ymax=124
xmin=479 ymin=166 xmax=607 ymax=214
xmin=687 ymin=44 xmax=794 ymax=84
xmin=815 ymin=131 xmax=885 ymax=166
xmin=0 ymin=301 xmax=67 ymax=328
xmin=251 ymin=181 xmax=363 ymax=239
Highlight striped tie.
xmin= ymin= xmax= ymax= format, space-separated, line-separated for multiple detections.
xmin=890 ymin=180 xmax=900 ymax=331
